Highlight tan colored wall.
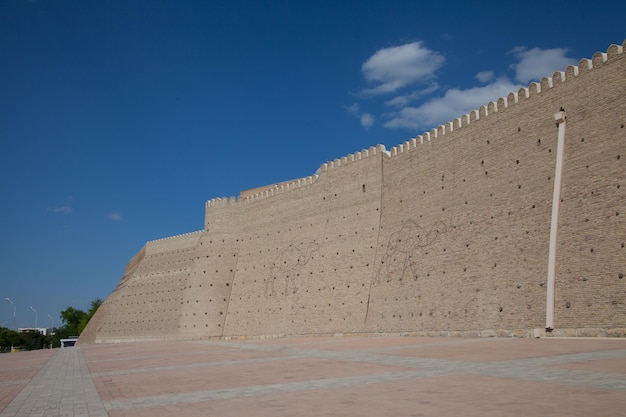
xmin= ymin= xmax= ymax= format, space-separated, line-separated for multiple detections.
xmin=223 ymin=146 xmax=385 ymax=337
xmin=80 ymin=41 xmax=626 ymax=344
xmin=368 ymin=79 xmax=564 ymax=335
xmin=552 ymin=47 xmax=626 ymax=334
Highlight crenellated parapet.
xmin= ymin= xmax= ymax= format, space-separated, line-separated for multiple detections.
xmin=145 ymin=230 xmax=204 ymax=254
xmin=125 ymin=246 xmax=146 ymax=274
xmin=205 ymin=196 xmax=239 ymax=208
xmin=204 ymin=144 xmax=390 ymax=208
xmin=387 ymin=40 xmax=625 ymax=158
xmin=239 ymin=174 xmax=320 ymax=202
xmin=205 ymin=42 xmax=624 ymax=227
xmin=317 ymin=144 xmax=390 ymax=173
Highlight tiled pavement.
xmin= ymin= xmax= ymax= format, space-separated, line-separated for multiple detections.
xmin=1 ymin=336 xmax=625 ymax=416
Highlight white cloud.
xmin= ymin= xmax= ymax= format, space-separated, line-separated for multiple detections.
xmin=47 ymin=206 xmax=73 ymax=214
xmin=384 ymin=78 xmax=521 ymax=130
xmin=385 ymin=82 xmax=440 ymax=108
xmin=108 ymin=212 xmax=122 ymax=221
xmin=508 ymin=46 xmax=577 ymax=83
xmin=360 ymin=113 xmax=374 ymax=129
xmin=475 ymin=71 xmax=494 ymax=83
xmin=441 ymin=33 xmax=454 ymax=41
xmin=345 ymin=103 xmax=360 ymax=115
xmin=345 ymin=103 xmax=375 ymax=129
xmin=353 ymin=44 xmax=576 ymax=133
xmin=361 ymin=42 xmax=445 ymax=95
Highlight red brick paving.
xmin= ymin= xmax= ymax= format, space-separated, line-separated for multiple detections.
xmin=2 ymin=336 xmax=626 ymax=416
xmin=0 ymin=349 xmax=55 ymax=412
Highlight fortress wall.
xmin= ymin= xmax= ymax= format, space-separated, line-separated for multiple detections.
xmin=177 ymin=201 xmax=243 ymax=338
xmin=80 ymin=41 xmax=625 ymax=343
xmin=125 ymin=246 xmax=145 ymax=274
xmin=366 ymin=43 xmax=626 ymax=336
xmin=223 ymin=147 xmax=386 ymax=336
xmin=80 ymin=255 xmax=190 ymax=343
xmin=76 ymin=287 xmax=117 ymax=343
xmin=144 ymin=230 xmax=204 ymax=255
xmin=367 ymin=91 xmax=557 ymax=335
xmin=552 ymin=48 xmax=626 ymax=333
xmin=84 ymin=232 xmax=205 ymax=342
xmin=85 ymin=252 xmax=194 ymax=342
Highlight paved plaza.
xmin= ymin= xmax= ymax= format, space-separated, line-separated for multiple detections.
xmin=1 ymin=336 xmax=625 ymax=416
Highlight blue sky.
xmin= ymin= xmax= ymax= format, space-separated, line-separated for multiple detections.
xmin=0 ymin=0 xmax=624 ymax=329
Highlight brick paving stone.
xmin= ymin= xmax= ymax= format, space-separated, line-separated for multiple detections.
xmin=1 ymin=336 xmax=626 ymax=416
xmin=0 ymin=348 xmax=106 ymax=417
xmin=0 ymin=349 xmax=55 ymax=412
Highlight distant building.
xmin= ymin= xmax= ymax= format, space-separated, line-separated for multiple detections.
xmin=17 ymin=327 xmax=50 ymax=336
xmin=60 ymin=336 xmax=78 ymax=348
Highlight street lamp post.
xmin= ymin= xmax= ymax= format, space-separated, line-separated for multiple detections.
xmin=47 ymin=314 xmax=54 ymax=329
xmin=29 ymin=306 xmax=37 ymax=329
xmin=5 ymin=298 xmax=15 ymax=331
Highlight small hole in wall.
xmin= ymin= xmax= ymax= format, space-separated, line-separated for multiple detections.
xmin=565 ymin=302 xmax=571 ymax=308
xmin=518 ymin=127 xmax=521 ymax=132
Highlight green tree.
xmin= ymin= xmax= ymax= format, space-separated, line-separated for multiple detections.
xmin=78 ymin=298 xmax=102 ymax=334
xmin=0 ymin=327 xmax=20 ymax=352
xmin=0 ymin=327 xmax=49 ymax=351
xmin=59 ymin=306 xmax=87 ymax=337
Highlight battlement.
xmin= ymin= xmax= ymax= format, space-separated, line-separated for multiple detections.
xmin=145 ymin=230 xmax=204 ymax=254
xmin=317 ymin=144 xmax=390 ymax=173
xmin=204 ymin=42 xmax=624 ymax=205
xmin=125 ymin=246 xmax=146 ymax=273
xmin=388 ymin=41 xmax=624 ymax=157
xmin=205 ymin=144 xmax=389 ymax=208
xmin=205 ymin=196 xmax=239 ymax=208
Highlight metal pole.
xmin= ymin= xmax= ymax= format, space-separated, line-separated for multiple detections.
xmin=546 ymin=109 xmax=566 ymax=331
xmin=5 ymin=298 xmax=15 ymax=331
xmin=30 ymin=306 xmax=37 ymax=329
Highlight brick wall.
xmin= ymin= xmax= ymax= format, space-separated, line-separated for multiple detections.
xmin=79 ymin=41 xmax=625 ymax=344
